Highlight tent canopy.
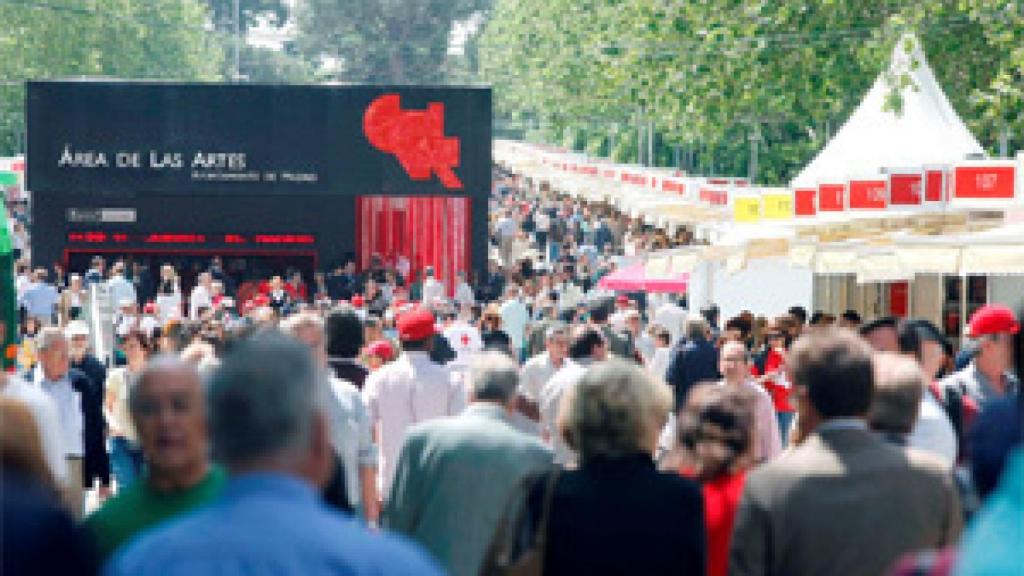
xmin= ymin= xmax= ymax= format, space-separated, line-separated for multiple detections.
xmin=791 ymin=33 xmax=984 ymax=187
xmin=598 ymin=263 xmax=689 ymax=293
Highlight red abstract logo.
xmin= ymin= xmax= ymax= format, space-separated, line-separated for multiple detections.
xmin=363 ymin=94 xmax=463 ymax=190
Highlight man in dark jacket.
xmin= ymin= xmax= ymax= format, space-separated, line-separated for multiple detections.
xmin=326 ymin=262 xmax=360 ymax=301
xmin=665 ymin=315 xmax=720 ymax=410
xmin=65 ymin=321 xmax=111 ymax=501
xmin=588 ymin=298 xmax=634 ymax=360
xmin=479 ymin=261 xmax=505 ymax=304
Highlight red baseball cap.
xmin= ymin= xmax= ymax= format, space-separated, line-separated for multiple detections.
xmin=616 ymin=295 xmax=630 ymax=306
xmin=397 ymin=307 xmax=436 ymax=341
xmin=365 ymin=339 xmax=395 ymax=361
xmin=968 ymin=305 xmax=1020 ymax=338
xmin=351 ymin=294 xmax=365 ymax=308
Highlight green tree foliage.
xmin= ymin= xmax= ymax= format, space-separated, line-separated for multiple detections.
xmin=203 ymin=0 xmax=288 ymax=32
xmin=240 ymin=44 xmax=317 ymax=83
xmin=200 ymin=0 xmax=308 ymax=82
xmin=479 ymin=0 xmax=1024 ymax=184
xmin=0 ymin=0 xmax=223 ymax=155
xmin=295 ymin=0 xmax=491 ymax=84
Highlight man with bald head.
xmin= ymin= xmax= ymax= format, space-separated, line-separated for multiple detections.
xmin=86 ymin=357 xmax=226 ymax=563
xmin=108 ymin=334 xmax=443 ymax=575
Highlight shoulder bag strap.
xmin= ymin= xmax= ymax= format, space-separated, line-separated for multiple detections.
xmin=533 ymin=469 xmax=562 ymax=549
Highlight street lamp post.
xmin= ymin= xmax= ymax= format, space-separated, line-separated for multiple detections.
xmin=233 ymin=0 xmax=241 ymax=81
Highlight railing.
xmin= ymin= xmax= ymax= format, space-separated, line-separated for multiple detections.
xmin=87 ymin=283 xmax=117 ymax=366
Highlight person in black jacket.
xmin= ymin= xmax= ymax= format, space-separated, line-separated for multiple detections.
xmin=533 ymin=360 xmax=705 ymax=575
xmin=66 ymin=322 xmax=111 ymax=499
xmin=666 ymin=314 xmax=721 ymax=410
xmin=326 ymin=305 xmax=370 ymax=390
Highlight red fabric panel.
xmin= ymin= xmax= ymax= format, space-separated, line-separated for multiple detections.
xmin=953 ymin=166 xmax=1016 ymax=199
xmin=889 ymin=174 xmax=923 ymax=205
xmin=890 ymin=281 xmax=909 ymax=317
xmin=794 ymin=189 xmax=817 ymax=216
xmin=818 ymin=184 xmax=846 ymax=212
xmin=848 ymin=180 xmax=887 ymax=209
xmin=925 ymin=170 xmax=945 ymax=202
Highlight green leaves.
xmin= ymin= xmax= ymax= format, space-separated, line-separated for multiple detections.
xmin=294 ymin=0 xmax=491 ymax=84
xmin=480 ymin=0 xmax=1024 ymax=183
xmin=0 ymin=0 xmax=223 ymax=155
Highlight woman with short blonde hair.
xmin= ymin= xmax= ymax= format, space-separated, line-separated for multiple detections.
xmin=536 ymin=360 xmax=705 ymax=575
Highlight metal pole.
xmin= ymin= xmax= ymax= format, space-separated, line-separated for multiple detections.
xmin=748 ymin=126 xmax=760 ymax=183
xmin=999 ymin=123 xmax=1009 ymax=157
xmin=233 ymin=0 xmax=241 ymax=81
xmin=637 ymin=122 xmax=644 ymax=165
xmin=960 ymin=272 xmax=968 ymax=342
xmin=648 ymin=120 xmax=655 ymax=167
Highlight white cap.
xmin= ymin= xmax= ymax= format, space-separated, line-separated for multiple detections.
xmin=65 ymin=320 xmax=90 ymax=338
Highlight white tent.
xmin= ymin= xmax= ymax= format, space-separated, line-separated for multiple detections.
xmin=791 ymin=34 xmax=984 ymax=188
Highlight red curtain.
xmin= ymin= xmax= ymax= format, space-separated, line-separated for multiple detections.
xmin=356 ymin=196 xmax=470 ymax=295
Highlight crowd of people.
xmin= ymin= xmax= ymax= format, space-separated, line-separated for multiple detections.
xmin=2 ymin=172 xmax=1022 ymax=576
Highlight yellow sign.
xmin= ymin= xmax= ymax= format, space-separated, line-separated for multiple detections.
xmin=733 ymin=197 xmax=763 ymax=223
xmin=763 ymin=193 xmax=794 ymax=219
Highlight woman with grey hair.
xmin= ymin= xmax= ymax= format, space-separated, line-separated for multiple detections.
xmin=532 ymin=360 xmax=706 ymax=575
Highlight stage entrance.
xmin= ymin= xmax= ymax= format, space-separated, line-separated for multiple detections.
xmin=356 ymin=196 xmax=472 ymax=290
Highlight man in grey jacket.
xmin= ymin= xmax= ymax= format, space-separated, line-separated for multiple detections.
xmin=729 ymin=329 xmax=961 ymax=576
xmin=385 ymin=352 xmax=553 ymax=576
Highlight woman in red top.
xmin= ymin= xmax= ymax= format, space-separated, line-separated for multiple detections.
xmin=752 ymin=325 xmax=794 ymax=443
xmin=675 ymin=384 xmax=757 ymax=576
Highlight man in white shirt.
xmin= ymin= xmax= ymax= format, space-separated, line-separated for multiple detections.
xmin=495 ymin=211 xmax=518 ymax=268
xmin=901 ymin=320 xmax=959 ymax=467
xmin=654 ymin=297 xmax=688 ymax=346
xmin=15 ymin=263 xmax=31 ymax=301
xmin=540 ymin=327 xmax=607 ymax=466
xmin=283 ymin=313 xmax=380 ymax=522
xmin=499 ymin=286 xmax=530 ymax=361
xmin=555 ymin=275 xmax=583 ymax=313
xmin=188 ymin=272 xmax=214 ymax=320
xmin=520 ymin=324 xmax=571 ymax=411
xmin=362 ymin=307 xmax=466 ymax=497
xmin=106 ymin=262 xmax=137 ymax=311
xmin=33 ymin=327 xmax=86 ymax=514
xmin=453 ymin=271 xmax=475 ymax=308
xmin=534 ymin=209 xmax=551 ymax=257
xmin=719 ymin=341 xmax=782 ymax=463
xmin=421 ymin=266 xmax=445 ymax=306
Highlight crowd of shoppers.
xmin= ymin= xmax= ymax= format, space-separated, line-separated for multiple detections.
xmin=2 ymin=172 xmax=1021 ymax=576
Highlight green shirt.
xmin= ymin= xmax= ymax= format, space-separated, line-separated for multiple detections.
xmin=86 ymin=467 xmax=227 ymax=562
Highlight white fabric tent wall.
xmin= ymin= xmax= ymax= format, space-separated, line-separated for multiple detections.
xmin=792 ymin=34 xmax=984 ymax=187
xmin=688 ymin=257 xmax=813 ymax=321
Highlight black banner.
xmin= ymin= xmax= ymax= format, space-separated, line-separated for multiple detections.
xmin=27 ymin=81 xmax=491 ymax=197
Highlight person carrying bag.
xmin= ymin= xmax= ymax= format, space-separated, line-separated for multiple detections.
xmin=481 ymin=469 xmax=560 ymax=576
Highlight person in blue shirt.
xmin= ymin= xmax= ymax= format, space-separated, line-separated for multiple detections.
xmin=19 ymin=268 xmax=59 ymax=324
xmin=106 ymin=334 xmax=444 ymax=576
